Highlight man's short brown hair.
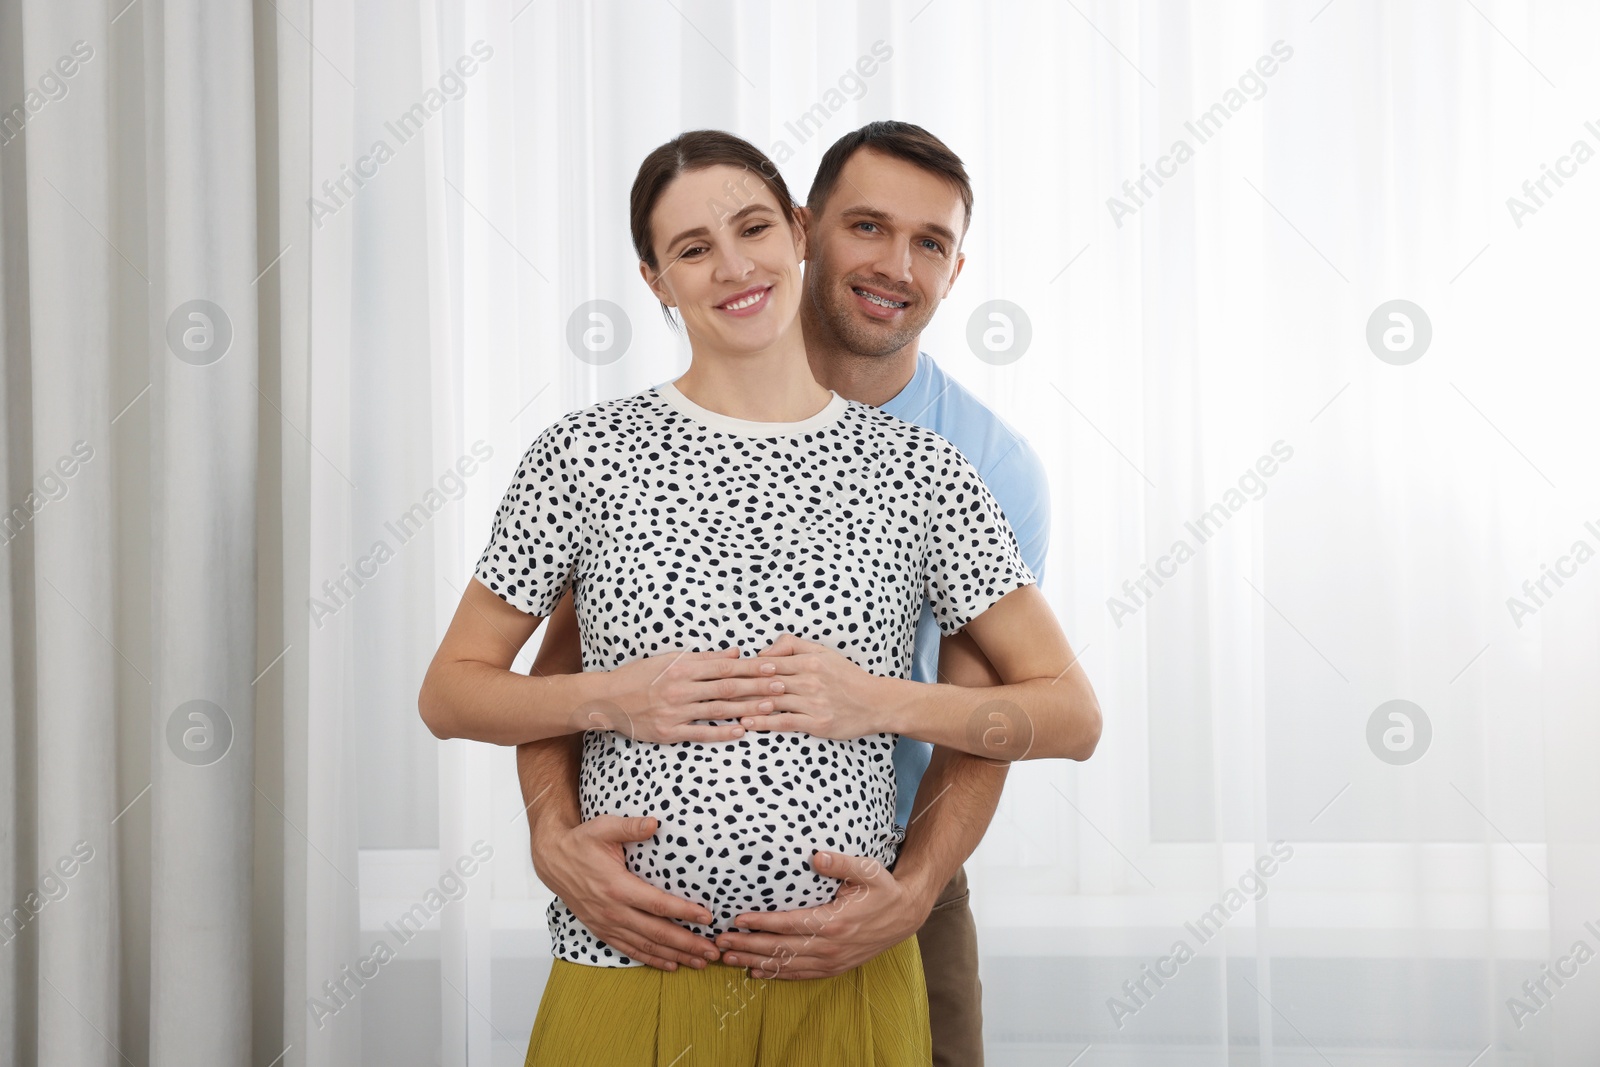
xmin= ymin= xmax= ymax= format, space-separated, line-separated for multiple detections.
xmin=806 ymin=121 xmax=973 ymax=236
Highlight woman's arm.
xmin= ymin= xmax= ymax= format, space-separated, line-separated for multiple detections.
xmin=418 ymin=578 xmax=776 ymax=744
xmin=418 ymin=578 xmax=601 ymax=743
xmin=886 ymin=583 xmax=1100 ymax=761
xmin=740 ymin=584 xmax=1101 ymax=761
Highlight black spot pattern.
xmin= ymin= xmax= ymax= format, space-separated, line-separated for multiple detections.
xmin=475 ymin=385 xmax=1034 ymax=966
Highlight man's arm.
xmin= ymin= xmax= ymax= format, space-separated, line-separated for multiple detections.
xmin=516 ymin=593 xmax=723 ymax=970
xmin=714 ymin=629 xmax=1009 ymax=980
xmin=883 ymin=631 xmax=1009 ymax=909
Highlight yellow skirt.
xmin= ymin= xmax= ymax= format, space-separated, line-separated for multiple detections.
xmin=522 ymin=936 xmax=931 ymax=1066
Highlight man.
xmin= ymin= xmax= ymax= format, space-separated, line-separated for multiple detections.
xmin=514 ymin=121 xmax=1095 ymax=1066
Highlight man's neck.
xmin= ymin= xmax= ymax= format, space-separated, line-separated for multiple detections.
xmin=800 ymin=311 xmax=920 ymax=407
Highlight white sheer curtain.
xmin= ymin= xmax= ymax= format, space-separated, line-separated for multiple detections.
xmin=2 ymin=1 xmax=1597 ymax=1065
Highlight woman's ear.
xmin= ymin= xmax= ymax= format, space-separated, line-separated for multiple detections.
xmin=639 ymin=259 xmax=674 ymax=308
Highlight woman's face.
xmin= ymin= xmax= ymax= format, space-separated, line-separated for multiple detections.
xmin=642 ymin=165 xmax=806 ymax=356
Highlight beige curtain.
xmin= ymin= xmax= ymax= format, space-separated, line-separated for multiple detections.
xmin=0 ymin=0 xmax=336 ymax=1063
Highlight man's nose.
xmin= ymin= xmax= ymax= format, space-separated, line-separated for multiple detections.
xmin=867 ymin=239 xmax=914 ymax=287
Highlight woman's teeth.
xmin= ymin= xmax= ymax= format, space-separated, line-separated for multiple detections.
xmin=855 ymin=288 xmax=907 ymax=308
xmin=724 ymin=289 xmax=766 ymax=310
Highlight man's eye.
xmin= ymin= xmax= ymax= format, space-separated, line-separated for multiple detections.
xmin=920 ymin=239 xmax=944 ymax=254
xmin=854 ymin=222 xmax=879 ymax=233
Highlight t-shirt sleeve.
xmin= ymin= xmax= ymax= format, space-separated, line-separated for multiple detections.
xmin=924 ymin=439 xmax=1037 ymax=636
xmin=983 ymin=436 xmax=1052 ymax=586
xmin=473 ymin=422 xmax=583 ymax=617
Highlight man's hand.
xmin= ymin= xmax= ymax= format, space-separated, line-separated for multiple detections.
xmin=735 ymin=634 xmax=891 ymax=739
xmin=713 ymin=851 xmax=932 ymax=980
xmin=531 ymin=813 xmax=723 ymax=971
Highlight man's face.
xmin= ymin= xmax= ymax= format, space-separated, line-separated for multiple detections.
xmin=804 ymin=148 xmax=967 ymax=358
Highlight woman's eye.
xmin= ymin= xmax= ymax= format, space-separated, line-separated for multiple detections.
xmin=680 ymin=246 xmax=706 ymax=259
xmin=743 ymin=223 xmax=771 ymax=237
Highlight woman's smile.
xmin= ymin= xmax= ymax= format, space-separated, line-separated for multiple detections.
xmin=716 ymin=284 xmax=774 ymax=317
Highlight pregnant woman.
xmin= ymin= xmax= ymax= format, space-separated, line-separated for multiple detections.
xmin=421 ymin=130 xmax=1087 ymax=1066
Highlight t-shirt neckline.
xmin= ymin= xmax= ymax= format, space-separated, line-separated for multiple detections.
xmin=656 ymin=379 xmax=848 ymax=438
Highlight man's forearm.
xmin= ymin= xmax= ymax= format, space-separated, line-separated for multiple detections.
xmin=517 ymin=734 xmax=583 ymax=842
xmin=878 ymin=672 xmax=1099 ymax=762
xmin=891 ymin=745 xmax=1008 ymax=913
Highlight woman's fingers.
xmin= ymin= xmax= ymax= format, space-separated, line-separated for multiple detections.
xmin=687 ymin=651 xmax=793 ymax=680
xmin=735 ymin=712 xmax=804 ymax=732
xmin=670 ymin=723 xmax=748 ymax=743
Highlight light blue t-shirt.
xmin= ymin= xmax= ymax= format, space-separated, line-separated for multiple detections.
xmin=879 ymin=353 xmax=1051 ymax=826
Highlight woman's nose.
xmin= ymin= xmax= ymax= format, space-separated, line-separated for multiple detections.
xmin=712 ymin=246 xmax=755 ymax=281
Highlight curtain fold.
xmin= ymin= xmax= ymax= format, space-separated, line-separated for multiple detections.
xmin=16 ymin=2 xmax=118 ymax=1065
xmin=146 ymin=0 xmax=260 ymax=1063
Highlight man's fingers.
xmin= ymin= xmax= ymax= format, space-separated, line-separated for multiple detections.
xmin=812 ymin=850 xmax=887 ymax=885
xmin=618 ymin=914 xmax=721 ymax=964
xmin=606 ymin=936 xmax=691 ymax=972
xmin=740 ymin=953 xmax=835 ymax=980
xmin=620 ymin=882 xmax=716 ymax=927
xmin=585 ymin=814 xmax=662 ymax=843
xmin=715 ymin=930 xmax=811 ymax=959
xmin=604 ymin=885 xmax=721 ymax=960
xmin=728 ymin=907 xmax=831 ymax=936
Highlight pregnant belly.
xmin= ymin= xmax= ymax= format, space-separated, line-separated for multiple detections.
xmin=578 ymin=730 xmax=903 ymax=938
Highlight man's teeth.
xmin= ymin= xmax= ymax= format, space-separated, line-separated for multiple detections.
xmin=723 ymin=289 xmax=766 ymax=310
xmin=855 ymin=288 xmax=907 ymax=308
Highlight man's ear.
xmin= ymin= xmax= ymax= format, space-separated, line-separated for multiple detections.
xmin=789 ymin=213 xmax=808 ymax=262
xmin=943 ymin=250 xmax=967 ymax=298
xmin=794 ymin=206 xmax=815 ymax=259
xmin=639 ymin=259 xmax=673 ymax=307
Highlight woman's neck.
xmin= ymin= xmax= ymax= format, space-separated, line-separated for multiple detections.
xmin=672 ymin=318 xmax=833 ymax=422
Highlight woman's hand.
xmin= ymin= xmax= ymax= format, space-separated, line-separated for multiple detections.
xmin=589 ymin=646 xmax=789 ymax=744
xmin=734 ymin=634 xmax=892 ymax=739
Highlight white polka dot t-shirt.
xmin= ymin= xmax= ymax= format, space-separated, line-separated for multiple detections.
xmin=475 ymin=380 xmax=1035 ymax=967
